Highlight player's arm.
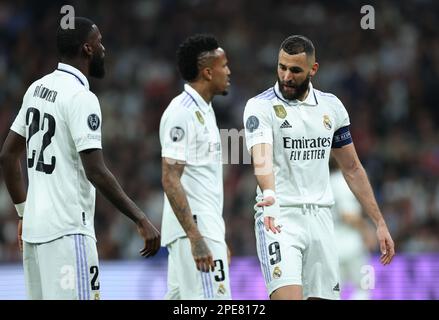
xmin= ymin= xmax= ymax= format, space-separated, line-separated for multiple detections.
xmin=80 ymin=148 xmax=160 ymax=257
xmin=332 ymin=143 xmax=395 ymax=265
xmin=0 ymin=130 xmax=27 ymax=252
xmin=161 ymin=157 xmax=214 ymax=272
xmin=0 ymin=131 xmax=27 ymax=205
xmin=251 ymin=143 xmax=281 ymax=234
xmin=244 ymin=98 xmax=280 ymax=234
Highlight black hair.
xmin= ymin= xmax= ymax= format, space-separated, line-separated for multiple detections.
xmin=280 ymin=35 xmax=315 ymax=57
xmin=56 ymin=17 xmax=95 ymax=59
xmin=176 ymin=34 xmax=219 ymax=82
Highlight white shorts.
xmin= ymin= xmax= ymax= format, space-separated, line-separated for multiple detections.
xmin=255 ymin=205 xmax=340 ymax=300
xmin=23 ymin=234 xmax=100 ymax=300
xmin=165 ymin=237 xmax=231 ymax=300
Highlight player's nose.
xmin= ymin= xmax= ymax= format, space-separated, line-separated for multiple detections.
xmin=282 ymin=70 xmax=294 ymax=82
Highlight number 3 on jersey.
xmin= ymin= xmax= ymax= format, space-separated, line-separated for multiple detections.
xmin=26 ymin=107 xmax=56 ymax=174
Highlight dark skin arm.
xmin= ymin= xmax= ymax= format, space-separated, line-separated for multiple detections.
xmin=161 ymin=157 xmax=214 ymax=272
xmin=0 ymin=130 xmax=27 ymax=252
xmin=80 ymin=149 xmax=160 ymax=257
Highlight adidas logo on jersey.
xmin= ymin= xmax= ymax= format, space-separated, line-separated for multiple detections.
xmin=280 ymin=120 xmax=292 ymax=129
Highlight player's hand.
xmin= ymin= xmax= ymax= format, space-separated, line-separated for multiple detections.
xmin=136 ymin=217 xmax=161 ymax=258
xmin=376 ymin=221 xmax=395 ymax=265
xmin=17 ymin=219 xmax=23 ymax=252
xmin=257 ymin=196 xmax=282 ymax=234
xmin=227 ymin=245 xmax=231 ymax=266
xmin=190 ymin=237 xmax=214 ymax=273
xmin=263 ymin=216 xmax=282 ymax=234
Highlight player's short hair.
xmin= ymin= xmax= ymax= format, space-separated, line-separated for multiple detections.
xmin=280 ymin=35 xmax=315 ymax=57
xmin=56 ymin=17 xmax=95 ymax=59
xmin=176 ymin=34 xmax=219 ymax=82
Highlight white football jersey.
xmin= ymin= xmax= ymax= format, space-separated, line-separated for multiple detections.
xmin=159 ymin=84 xmax=225 ymax=246
xmin=244 ymin=82 xmax=351 ymax=207
xmin=11 ymin=63 xmax=102 ymax=243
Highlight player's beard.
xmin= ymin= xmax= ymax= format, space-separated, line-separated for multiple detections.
xmin=89 ymin=52 xmax=105 ymax=79
xmin=278 ymin=73 xmax=311 ymax=100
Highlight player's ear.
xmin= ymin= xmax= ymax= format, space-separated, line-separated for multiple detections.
xmin=310 ymin=62 xmax=319 ymax=77
xmin=201 ymin=67 xmax=213 ymax=81
xmin=82 ymin=43 xmax=93 ymax=58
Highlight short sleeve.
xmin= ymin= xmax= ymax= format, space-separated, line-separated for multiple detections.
xmin=333 ymin=97 xmax=350 ymax=131
xmin=10 ymin=88 xmax=32 ymax=137
xmin=67 ymin=91 xmax=102 ymax=152
xmin=243 ymin=99 xmax=273 ymax=151
xmin=10 ymin=104 xmax=27 ymax=138
xmin=160 ymin=107 xmax=192 ymax=162
xmin=331 ymin=97 xmax=352 ymax=148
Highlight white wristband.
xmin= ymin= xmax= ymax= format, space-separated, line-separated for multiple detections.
xmin=262 ymin=189 xmax=279 ymax=219
xmin=263 ymin=189 xmax=276 ymax=200
xmin=15 ymin=202 xmax=25 ymax=218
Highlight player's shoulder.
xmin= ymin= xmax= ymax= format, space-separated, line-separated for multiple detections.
xmin=250 ymin=87 xmax=276 ymax=102
xmin=314 ymin=88 xmax=344 ymax=106
xmin=245 ymin=87 xmax=275 ymax=109
xmin=162 ymin=91 xmax=195 ymax=121
xmin=70 ymin=88 xmax=99 ymax=106
xmin=24 ymin=74 xmax=51 ymax=97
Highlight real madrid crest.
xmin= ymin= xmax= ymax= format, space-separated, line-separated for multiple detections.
xmin=323 ymin=115 xmax=332 ymax=130
xmin=217 ymin=283 xmax=226 ymax=295
xmin=195 ymin=111 xmax=205 ymax=125
xmin=273 ymin=105 xmax=287 ymax=119
xmin=273 ymin=266 xmax=282 ymax=279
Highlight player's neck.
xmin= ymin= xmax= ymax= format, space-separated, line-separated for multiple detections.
xmin=59 ymin=58 xmax=89 ymax=78
xmin=188 ymin=82 xmax=213 ymax=105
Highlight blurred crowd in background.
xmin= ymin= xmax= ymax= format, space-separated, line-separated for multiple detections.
xmin=1 ymin=0 xmax=438 ymax=262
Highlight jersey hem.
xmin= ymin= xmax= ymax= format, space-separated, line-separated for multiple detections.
xmin=162 ymin=234 xmax=225 ymax=247
xmin=10 ymin=126 xmax=26 ymax=138
xmin=22 ymin=230 xmax=96 ymax=244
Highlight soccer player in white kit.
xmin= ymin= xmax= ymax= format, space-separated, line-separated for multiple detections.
xmin=160 ymin=34 xmax=231 ymax=299
xmin=0 ymin=17 xmax=160 ymax=300
xmin=330 ymin=166 xmax=376 ymax=300
xmin=243 ymin=35 xmax=395 ymax=300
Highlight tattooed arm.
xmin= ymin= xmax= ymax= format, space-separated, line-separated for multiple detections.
xmin=161 ymin=157 xmax=214 ymax=272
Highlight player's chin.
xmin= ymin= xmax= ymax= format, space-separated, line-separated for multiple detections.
xmin=222 ymin=82 xmax=231 ymax=95
xmin=219 ymin=87 xmax=229 ymax=96
xmin=281 ymin=87 xmax=296 ymax=99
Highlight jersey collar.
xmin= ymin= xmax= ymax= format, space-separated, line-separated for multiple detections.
xmin=274 ymin=81 xmax=318 ymax=106
xmin=56 ymin=62 xmax=90 ymax=90
xmin=183 ymin=83 xmax=212 ymax=114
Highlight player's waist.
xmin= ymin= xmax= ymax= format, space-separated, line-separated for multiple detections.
xmin=255 ymin=193 xmax=334 ymax=207
xmin=281 ymin=202 xmax=332 ymax=208
xmin=255 ymin=203 xmax=333 ymax=210
xmin=254 ymin=202 xmax=333 ymax=216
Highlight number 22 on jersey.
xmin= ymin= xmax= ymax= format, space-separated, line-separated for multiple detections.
xmin=26 ymin=107 xmax=56 ymax=174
